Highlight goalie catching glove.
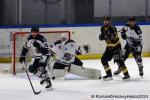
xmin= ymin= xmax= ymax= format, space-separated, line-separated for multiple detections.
xmin=82 ymin=44 xmax=91 ymax=53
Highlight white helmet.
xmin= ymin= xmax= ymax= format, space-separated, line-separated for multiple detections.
xmin=60 ymin=33 xmax=69 ymax=42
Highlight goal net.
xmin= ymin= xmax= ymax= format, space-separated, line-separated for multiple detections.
xmin=12 ymin=31 xmax=71 ymax=75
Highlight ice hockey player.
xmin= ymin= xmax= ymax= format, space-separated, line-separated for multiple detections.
xmin=50 ymin=33 xmax=101 ymax=79
xmin=19 ymin=26 xmax=52 ymax=89
xmin=113 ymin=16 xmax=144 ymax=77
xmin=99 ymin=16 xmax=130 ymax=81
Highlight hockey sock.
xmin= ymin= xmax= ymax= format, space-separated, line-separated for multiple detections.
xmin=104 ymin=65 xmax=112 ymax=76
xmin=121 ymin=67 xmax=130 ymax=76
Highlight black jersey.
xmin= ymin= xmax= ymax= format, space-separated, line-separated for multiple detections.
xmin=20 ymin=34 xmax=51 ymax=56
xmin=99 ymin=25 xmax=120 ymax=47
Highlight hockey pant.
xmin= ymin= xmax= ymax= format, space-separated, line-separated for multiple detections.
xmin=101 ymin=44 xmax=129 ymax=76
xmin=122 ymin=43 xmax=143 ymax=68
xmin=29 ymin=55 xmax=51 ymax=80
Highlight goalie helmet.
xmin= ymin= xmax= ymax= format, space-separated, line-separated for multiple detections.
xmin=60 ymin=33 xmax=69 ymax=42
xmin=31 ymin=26 xmax=40 ymax=33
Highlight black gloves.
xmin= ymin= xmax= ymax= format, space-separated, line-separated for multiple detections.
xmin=19 ymin=56 xmax=26 ymax=63
xmin=121 ymin=33 xmax=127 ymax=40
xmin=52 ymin=76 xmax=56 ymax=80
xmin=99 ymin=34 xmax=107 ymax=40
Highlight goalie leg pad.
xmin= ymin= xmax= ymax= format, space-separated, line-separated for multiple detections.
xmin=53 ymin=69 xmax=66 ymax=79
xmin=52 ymin=61 xmax=69 ymax=79
xmin=69 ymin=64 xmax=101 ymax=79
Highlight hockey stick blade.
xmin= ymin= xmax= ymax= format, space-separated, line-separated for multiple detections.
xmin=34 ymin=90 xmax=41 ymax=95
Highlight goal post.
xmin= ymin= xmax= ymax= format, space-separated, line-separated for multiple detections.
xmin=12 ymin=31 xmax=71 ymax=75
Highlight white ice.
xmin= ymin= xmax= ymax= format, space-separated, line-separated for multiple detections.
xmin=0 ymin=58 xmax=150 ymax=100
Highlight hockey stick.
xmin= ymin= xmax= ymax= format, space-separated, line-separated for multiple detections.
xmin=22 ymin=62 xmax=41 ymax=95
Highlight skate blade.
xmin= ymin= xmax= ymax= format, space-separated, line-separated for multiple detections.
xmin=123 ymin=78 xmax=131 ymax=82
xmin=113 ymin=73 xmax=120 ymax=76
xmin=46 ymin=87 xmax=53 ymax=91
xmin=103 ymin=77 xmax=113 ymax=81
xmin=140 ymin=76 xmax=143 ymax=78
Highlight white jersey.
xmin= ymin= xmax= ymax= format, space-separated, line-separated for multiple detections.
xmin=122 ymin=23 xmax=142 ymax=46
xmin=51 ymin=39 xmax=78 ymax=64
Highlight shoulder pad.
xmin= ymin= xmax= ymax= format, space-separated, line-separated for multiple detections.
xmin=135 ymin=24 xmax=140 ymax=29
xmin=27 ymin=35 xmax=33 ymax=41
xmin=34 ymin=34 xmax=47 ymax=43
xmin=134 ymin=25 xmax=142 ymax=34
xmin=67 ymin=39 xmax=75 ymax=43
xmin=110 ymin=25 xmax=117 ymax=31
xmin=53 ymin=40 xmax=62 ymax=45
xmin=65 ymin=39 xmax=75 ymax=44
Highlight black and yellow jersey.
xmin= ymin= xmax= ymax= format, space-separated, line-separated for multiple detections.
xmin=99 ymin=25 xmax=120 ymax=47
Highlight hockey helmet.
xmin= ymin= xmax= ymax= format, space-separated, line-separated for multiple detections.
xmin=103 ymin=16 xmax=111 ymax=20
xmin=128 ymin=16 xmax=136 ymax=21
xmin=31 ymin=26 xmax=39 ymax=33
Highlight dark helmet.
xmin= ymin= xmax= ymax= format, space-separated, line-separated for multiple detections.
xmin=103 ymin=16 xmax=111 ymax=20
xmin=31 ymin=26 xmax=39 ymax=32
xmin=129 ymin=16 xmax=136 ymax=21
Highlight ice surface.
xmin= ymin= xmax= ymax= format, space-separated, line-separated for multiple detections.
xmin=0 ymin=58 xmax=150 ymax=100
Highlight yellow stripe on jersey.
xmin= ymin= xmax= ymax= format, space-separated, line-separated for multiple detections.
xmin=106 ymin=40 xmax=120 ymax=47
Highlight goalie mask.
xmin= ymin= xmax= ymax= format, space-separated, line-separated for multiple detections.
xmin=60 ymin=33 xmax=69 ymax=42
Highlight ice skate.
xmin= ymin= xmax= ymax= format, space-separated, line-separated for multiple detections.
xmin=103 ymin=75 xmax=113 ymax=81
xmin=139 ymin=66 xmax=144 ymax=77
xmin=122 ymin=75 xmax=130 ymax=82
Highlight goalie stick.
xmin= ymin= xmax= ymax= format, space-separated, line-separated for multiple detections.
xmin=22 ymin=62 xmax=41 ymax=95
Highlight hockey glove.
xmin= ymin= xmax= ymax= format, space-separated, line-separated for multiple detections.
xmin=19 ymin=56 xmax=26 ymax=63
xmin=99 ymin=33 xmax=107 ymax=40
xmin=121 ymin=32 xmax=127 ymax=40
xmin=52 ymin=76 xmax=56 ymax=80
xmin=83 ymin=44 xmax=91 ymax=53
